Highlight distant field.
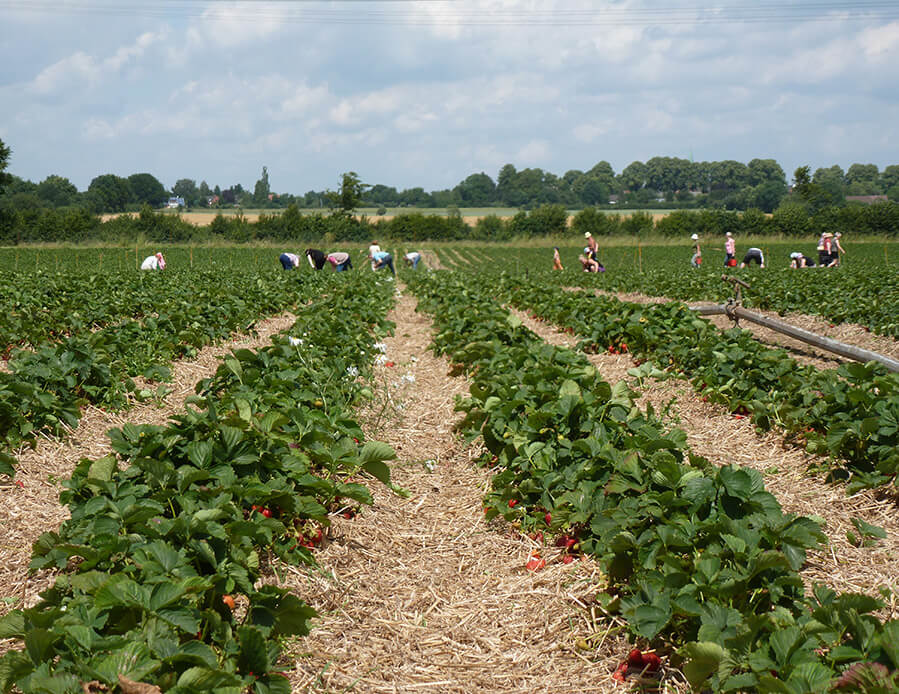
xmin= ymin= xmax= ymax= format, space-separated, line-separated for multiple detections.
xmin=101 ymin=207 xmax=677 ymax=226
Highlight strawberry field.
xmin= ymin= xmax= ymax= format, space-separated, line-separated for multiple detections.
xmin=1 ymin=243 xmax=898 ymax=693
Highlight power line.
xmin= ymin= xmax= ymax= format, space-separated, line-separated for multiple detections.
xmin=3 ymin=0 xmax=899 ymax=27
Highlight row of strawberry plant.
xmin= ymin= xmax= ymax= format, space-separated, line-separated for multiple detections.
xmin=0 ymin=268 xmax=302 ymax=356
xmin=492 ymin=274 xmax=899 ymax=493
xmin=471 ymin=244 xmax=899 ymax=338
xmin=0 ymin=271 xmax=397 ymax=693
xmin=0 ymin=269 xmax=310 ymax=478
xmin=407 ymin=270 xmax=899 ymax=693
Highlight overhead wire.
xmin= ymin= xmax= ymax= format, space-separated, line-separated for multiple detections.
xmin=2 ymin=0 xmax=899 ymax=26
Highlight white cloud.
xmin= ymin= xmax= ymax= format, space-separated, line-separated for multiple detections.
xmin=29 ymin=30 xmax=166 ymax=95
xmin=196 ymin=1 xmax=290 ymax=47
xmin=859 ymin=21 xmax=899 ymax=62
xmin=516 ymin=140 xmax=549 ymax=164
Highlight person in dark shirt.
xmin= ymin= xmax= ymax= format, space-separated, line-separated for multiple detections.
xmin=305 ymin=248 xmax=328 ymax=270
xmin=789 ymin=252 xmax=816 ymax=268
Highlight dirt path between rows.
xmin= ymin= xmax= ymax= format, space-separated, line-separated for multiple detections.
xmin=572 ymin=287 xmax=899 ymax=370
xmin=511 ymin=308 xmax=899 ymax=618
xmin=0 ymin=312 xmax=297 ymax=632
xmin=282 ymin=289 xmax=640 ymax=693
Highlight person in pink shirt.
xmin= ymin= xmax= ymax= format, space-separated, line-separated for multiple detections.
xmin=724 ymin=232 xmax=736 ymax=267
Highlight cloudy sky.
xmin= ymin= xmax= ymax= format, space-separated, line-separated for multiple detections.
xmin=2 ymin=1 xmax=899 ymax=195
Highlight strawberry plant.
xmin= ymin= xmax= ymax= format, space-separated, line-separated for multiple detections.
xmin=408 ymin=269 xmax=899 ymax=693
xmin=0 ymin=272 xmax=398 ymax=692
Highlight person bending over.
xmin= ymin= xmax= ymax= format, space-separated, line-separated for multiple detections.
xmin=327 ymin=251 xmax=353 ymax=272
xmin=305 ymin=248 xmax=328 ymax=270
xmin=279 ymin=252 xmax=300 ymax=270
xmin=739 ymin=247 xmax=765 ymax=268
xmin=371 ymin=250 xmax=396 ymax=277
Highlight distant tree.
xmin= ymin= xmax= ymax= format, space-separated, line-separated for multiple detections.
xmin=128 ymin=173 xmax=168 ymax=207
xmin=454 ymin=172 xmax=496 ymax=206
xmin=0 ymin=138 xmax=11 ymax=193
xmin=880 ymin=165 xmax=899 ymax=195
xmin=845 ymin=163 xmax=881 ymax=195
xmin=496 ymin=164 xmax=518 ymax=205
xmin=573 ymin=176 xmax=608 ymax=205
xmin=397 ymin=186 xmax=432 ymax=207
xmin=87 ymin=174 xmax=132 ymax=213
xmin=619 ymin=161 xmax=647 ymax=192
xmin=747 ymin=158 xmax=786 ymax=187
xmin=751 ymin=180 xmax=787 ymax=213
xmin=587 ymin=160 xmax=618 ymax=193
xmin=327 ymin=171 xmax=368 ymax=214
xmin=792 ymin=166 xmax=834 ymax=212
xmin=199 ymin=180 xmax=211 ymax=200
xmin=253 ymin=166 xmax=271 ymax=206
xmin=36 ymin=175 xmax=79 ymax=207
xmin=172 ymin=178 xmax=200 ymax=207
xmin=812 ymin=165 xmax=846 ymax=206
xmin=368 ymin=184 xmax=399 ymax=205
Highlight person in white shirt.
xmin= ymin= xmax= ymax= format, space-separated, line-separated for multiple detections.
xmin=403 ymin=251 xmax=422 ymax=270
xmin=368 ymin=241 xmax=381 ymax=270
xmin=279 ymin=252 xmax=300 ymax=270
xmin=140 ymin=252 xmax=166 ymax=271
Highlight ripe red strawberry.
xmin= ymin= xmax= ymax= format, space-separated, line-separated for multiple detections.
xmin=261 ymin=508 xmax=272 ymax=518
xmin=627 ymin=648 xmax=644 ymax=667
xmin=525 ymin=554 xmax=546 ymax=571
xmin=642 ymin=652 xmax=661 ymax=671
xmin=544 ymin=512 xmax=552 ymax=525
xmin=508 ymin=499 xmax=518 ymax=508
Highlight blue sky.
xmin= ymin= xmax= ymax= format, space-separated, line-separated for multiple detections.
xmin=2 ymin=1 xmax=898 ymax=195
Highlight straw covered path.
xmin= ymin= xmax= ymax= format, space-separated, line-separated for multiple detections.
xmin=284 ymin=287 xmax=638 ymax=693
xmin=510 ymin=308 xmax=899 ymax=619
xmin=0 ymin=312 xmax=297 ymax=636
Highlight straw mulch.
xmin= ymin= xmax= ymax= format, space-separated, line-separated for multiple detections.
xmin=514 ymin=308 xmax=899 ymax=619
xmin=278 ymin=289 xmax=669 ymax=693
xmin=0 ymin=312 xmax=297 ymax=642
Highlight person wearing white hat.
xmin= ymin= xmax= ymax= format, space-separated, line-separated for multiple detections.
xmin=584 ymin=231 xmax=598 ymax=263
xmin=724 ymin=232 xmax=736 ymax=267
xmin=817 ymin=232 xmax=835 ymax=267
xmin=690 ymin=233 xmax=702 ymax=268
xmin=833 ymin=231 xmax=846 ymax=266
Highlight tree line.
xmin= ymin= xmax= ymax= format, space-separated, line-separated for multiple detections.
xmin=0 ymin=137 xmax=897 ymax=244
xmin=1 ymin=134 xmax=897 ymax=217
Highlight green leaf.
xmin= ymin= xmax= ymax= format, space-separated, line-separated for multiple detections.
xmin=24 ymin=628 xmax=56 ymax=665
xmin=0 ymin=610 xmax=25 ymax=639
xmin=786 ymin=662 xmax=834 ymax=692
xmin=682 ymin=641 xmax=725 ymax=690
xmin=177 ymin=667 xmax=242 ymax=689
xmin=850 ymin=517 xmax=886 ymax=540
xmin=881 ymin=621 xmax=899 ymax=669
xmin=187 ymin=440 xmax=213 ymax=468
xmin=87 ymin=455 xmax=117 ymax=482
xmin=158 ymin=608 xmax=199 ymax=634
xmin=0 ymin=452 xmax=15 ymax=478
xmin=237 ymin=626 xmax=270 ymax=675
xmin=359 ymin=441 xmax=396 ymax=465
